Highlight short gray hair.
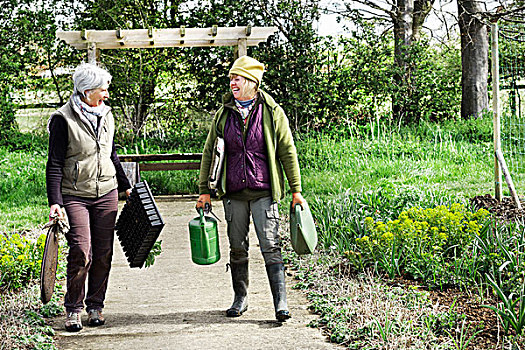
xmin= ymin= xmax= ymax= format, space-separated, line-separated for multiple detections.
xmin=72 ymin=63 xmax=112 ymax=96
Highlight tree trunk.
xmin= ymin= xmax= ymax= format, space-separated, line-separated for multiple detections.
xmin=458 ymin=0 xmax=489 ymax=119
xmin=391 ymin=0 xmax=414 ymax=123
xmin=133 ymin=77 xmax=156 ymax=136
xmin=412 ymin=0 xmax=434 ymax=41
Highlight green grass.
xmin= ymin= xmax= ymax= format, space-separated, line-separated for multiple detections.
xmin=0 ymin=148 xmax=48 ymax=233
xmin=297 ymin=130 xmax=493 ymax=201
xmin=0 ymin=118 xmax=497 ymax=233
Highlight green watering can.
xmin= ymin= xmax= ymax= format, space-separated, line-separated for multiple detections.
xmin=188 ymin=208 xmax=220 ymax=265
xmin=290 ymin=202 xmax=318 ymax=255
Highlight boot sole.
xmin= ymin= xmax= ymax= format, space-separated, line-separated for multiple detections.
xmin=88 ymin=319 xmax=105 ymax=327
xmin=226 ymin=306 xmax=248 ymax=317
xmin=65 ymin=325 xmax=83 ymax=332
xmin=276 ymin=310 xmax=291 ymax=322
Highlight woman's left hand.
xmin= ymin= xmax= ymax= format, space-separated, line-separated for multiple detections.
xmin=125 ymin=188 xmax=132 ymax=197
xmin=291 ymin=192 xmax=306 ymax=209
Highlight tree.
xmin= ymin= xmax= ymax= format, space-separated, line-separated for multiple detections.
xmin=457 ymin=0 xmax=489 ymax=119
xmin=324 ymin=0 xmax=435 ymax=123
xmin=454 ymin=1 xmax=525 ymax=119
xmin=0 ymin=0 xmax=73 ymax=137
xmin=76 ymin=0 xmax=187 ymax=138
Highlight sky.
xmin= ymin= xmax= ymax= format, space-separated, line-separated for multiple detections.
xmin=316 ymin=0 xmax=506 ymax=39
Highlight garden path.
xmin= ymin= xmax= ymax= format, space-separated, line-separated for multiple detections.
xmin=51 ymin=197 xmax=339 ymax=350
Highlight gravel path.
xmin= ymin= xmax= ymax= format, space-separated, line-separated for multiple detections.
xmin=52 ymin=197 xmax=340 ymax=350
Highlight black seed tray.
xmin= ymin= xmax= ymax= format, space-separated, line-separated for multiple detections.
xmin=115 ymin=180 xmax=165 ymax=268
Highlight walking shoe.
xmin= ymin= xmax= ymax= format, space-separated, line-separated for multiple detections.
xmin=87 ymin=309 xmax=105 ymax=327
xmin=65 ymin=312 xmax=82 ymax=332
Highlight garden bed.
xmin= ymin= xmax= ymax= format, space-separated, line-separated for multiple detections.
xmin=471 ymin=194 xmax=525 ymax=223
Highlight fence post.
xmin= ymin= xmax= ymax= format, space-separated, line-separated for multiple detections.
xmin=492 ymin=22 xmax=503 ymax=201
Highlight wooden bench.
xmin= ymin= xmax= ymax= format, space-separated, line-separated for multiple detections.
xmin=118 ymin=153 xmax=202 ymax=186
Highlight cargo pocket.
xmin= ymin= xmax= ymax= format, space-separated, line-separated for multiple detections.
xmin=265 ymin=202 xmax=279 ymax=220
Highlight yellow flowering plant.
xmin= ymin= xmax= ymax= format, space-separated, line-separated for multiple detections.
xmin=354 ymin=204 xmax=490 ymax=288
xmin=0 ymin=232 xmax=46 ymax=291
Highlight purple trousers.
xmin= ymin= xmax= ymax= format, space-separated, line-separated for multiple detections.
xmin=62 ymin=189 xmax=118 ymax=313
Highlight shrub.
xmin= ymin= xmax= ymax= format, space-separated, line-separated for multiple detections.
xmin=348 ymin=204 xmax=490 ymax=288
xmin=0 ymin=233 xmax=46 ymax=291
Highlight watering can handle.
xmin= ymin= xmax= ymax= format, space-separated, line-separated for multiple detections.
xmin=294 ymin=204 xmax=303 ymax=230
xmin=198 ymin=208 xmax=205 ymax=225
xmin=198 ymin=208 xmax=211 ymax=259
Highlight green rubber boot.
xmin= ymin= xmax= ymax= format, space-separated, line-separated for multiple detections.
xmin=226 ymin=262 xmax=249 ymax=317
xmin=266 ymin=263 xmax=291 ymax=322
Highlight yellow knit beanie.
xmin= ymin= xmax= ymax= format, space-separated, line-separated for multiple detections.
xmin=229 ymin=56 xmax=265 ymax=85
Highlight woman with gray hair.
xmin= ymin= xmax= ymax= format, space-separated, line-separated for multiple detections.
xmin=46 ymin=63 xmax=131 ymax=332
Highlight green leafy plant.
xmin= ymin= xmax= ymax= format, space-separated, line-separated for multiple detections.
xmin=373 ymin=311 xmax=396 ymax=342
xmin=483 ymin=274 xmax=525 ymax=335
xmin=145 ymin=240 xmax=162 ymax=268
xmin=0 ymin=233 xmax=46 ymax=291
xmin=353 ymin=204 xmax=490 ymax=287
xmin=446 ymin=318 xmax=484 ymax=350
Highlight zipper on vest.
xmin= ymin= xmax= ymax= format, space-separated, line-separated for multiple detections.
xmin=96 ymin=141 xmax=101 ymax=196
xmin=72 ymin=161 xmax=79 ymax=191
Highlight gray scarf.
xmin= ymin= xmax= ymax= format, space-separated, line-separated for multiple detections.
xmin=72 ymin=93 xmax=109 ymax=137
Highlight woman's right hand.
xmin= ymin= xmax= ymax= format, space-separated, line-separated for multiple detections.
xmin=196 ymin=194 xmax=211 ymax=212
xmin=49 ymin=204 xmax=64 ymax=221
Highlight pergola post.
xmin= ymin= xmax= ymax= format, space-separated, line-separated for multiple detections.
xmin=87 ymin=42 xmax=100 ymax=64
xmin=236 ymin=38 xmax=247 ymax=58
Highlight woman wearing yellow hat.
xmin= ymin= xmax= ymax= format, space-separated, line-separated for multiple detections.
xmin=196 ymin=55 xmax=305 ymax=322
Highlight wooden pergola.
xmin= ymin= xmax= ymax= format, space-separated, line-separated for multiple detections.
xmin=56 ymin=25 xmax=278 ymax=63
xmin=56 ymin=26 xmax=278 ymax=184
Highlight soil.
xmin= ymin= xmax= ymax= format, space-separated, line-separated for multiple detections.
xmin=394 ymin=193 xmax=525 ymax=349
xmin=49 ymin=197 xmax=342 ymax=350
xmin=470 ymin=194 xmax=525 ymax=223
xmin=388 ymin=277 xmax=519 ymax=350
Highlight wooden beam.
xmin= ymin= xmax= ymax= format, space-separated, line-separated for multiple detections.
xmin=119 ymin=153 xmax=202 ymax=162
xmin=492 ymin=23 xmax=503 ymax=201
xmin=56 ymin=26 xmax=278 ymax=50
xmin=139 ymin=162 xmax=201 ymax=171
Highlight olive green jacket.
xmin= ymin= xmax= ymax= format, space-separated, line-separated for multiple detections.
xmin=52 ymin=98 xmax=118 ymax=198
xmin=198 ymin=90 xmax=301 ymax=202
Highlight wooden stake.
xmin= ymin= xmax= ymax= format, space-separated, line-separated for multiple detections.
xmin=495 ymin=149 xmax=522 ymax=209
xmin=492 ymin=22 xmax=503 ymax=201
